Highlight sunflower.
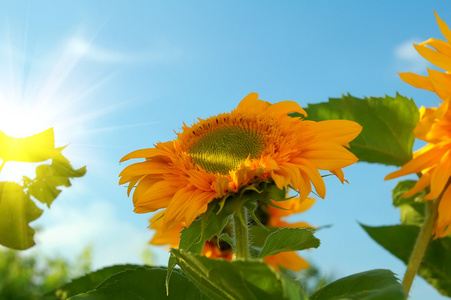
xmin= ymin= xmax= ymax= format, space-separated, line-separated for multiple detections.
xmin=385 ymin=12 xmax=451 ymax=237
xmin=398 ymin=12 xmax=451 ymax=101
xmin=149 ymin=197 xmax=315 ymax=272
xmin=119 ymin=93 xmax=361 ymax=231
xmin=386 ymin=98 xmax=451 ymax=237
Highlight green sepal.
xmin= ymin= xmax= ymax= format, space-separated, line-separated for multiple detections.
xmin=310 ymin=269 xmax=406 ymax=300
xmin=166 ymin=256 xmax=177 ymax=296
xmin=243 ymin=200 xmax=267 ymax=229
xmin=258 ymin=228 xmax=320 ymax=258
xmin=171 ymin=248 xmax=295 ymax=300
xmin=362 ymin=224 xmax=451 ymax=297
xmin=301 ymin=94 xmax=419 ymax=166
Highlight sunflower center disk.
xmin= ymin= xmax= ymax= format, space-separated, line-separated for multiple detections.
xmin=189 ymin=127 xmax=264 ymax=174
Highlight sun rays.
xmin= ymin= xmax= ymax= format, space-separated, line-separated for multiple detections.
xmin=0 ymin=25 xmax=125 ymax=181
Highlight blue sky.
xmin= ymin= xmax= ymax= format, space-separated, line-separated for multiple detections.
xmin=1 ymin=1 xmax=451 ymax=299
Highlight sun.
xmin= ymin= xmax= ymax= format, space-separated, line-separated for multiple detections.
xmin=0 ymin=28 xmax=119 ymax=182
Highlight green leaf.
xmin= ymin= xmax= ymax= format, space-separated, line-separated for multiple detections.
xmin=249 ymin=225 xmax=279 ymax=248
xmin=0 ymin=128 xmax=56 ymax=163
xmin=67 ymin=267 xmax=206 ymax=300
xmin=0 ymin=182 xmax=43 ymax=250
xmin=171 ymin=248 xmax=288 ymax=300
xmin=24 ymin=149 xmax=86 ymax=207
xmin=399 ymin=204 xmax=424 ymax=226
xmin=178 ymin=202 xmax=232 ymax=255
xmin=310 ymin=269 xmax=406 ymax=300
xmin=259 ymin=228 xmax=320 ymax=258
xmin=362 ymin=224 xmax=451 ymax=297
xmin=43 ymin=264 xmax=141 ymax=300
xmin=302 ymin=94 xmax=418 ymax=166
xmin=166 ymin=201 xmax=233 ymax=293
xmin=51 ymin=149 xmax=87 ymax=178
xmin=278 ymin=268 xmax=309 ymax=300
xmin=392 ymin=180 xmax=425 ymax=207
xmin=391 ymin=180 xmax=425 ymax=226
xmin=261 ymin=182 xmax=288 ymax=203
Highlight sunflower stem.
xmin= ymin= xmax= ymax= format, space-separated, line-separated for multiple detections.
xmin=233 ymin=207 xmax=249 ymax=260
xmin=402 ymin=197 xmax=439 ymax=296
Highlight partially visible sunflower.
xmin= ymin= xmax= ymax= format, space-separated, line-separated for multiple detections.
xmin=398 ymin=12 xmax=451 ymax=101
xmin=119 ymin=93 xmax=361 ymax=231
xmin=385 ymin=12 xmax=451 ymax=237
xmin=386 ymin=98 xmax=451 ymax=237
xmin=149 ymin=197 xmax=315 ymax=272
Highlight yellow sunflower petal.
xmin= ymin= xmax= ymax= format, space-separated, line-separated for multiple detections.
xmin=414 ymin=107 xmax=439 ymax=142
xmin=297 ymin=197 xmax=316 ymax=213
xmin=118 ymin=174 xmax=135 ymax=185
xmin=305 ymin=120 xmax=362 ymax=145
xmin=184 ymin=191 xmax=214 ymax=226
xmin=163 ymin=188 xmax=212 ymax=229
xmin=296 ymin=159 xmax=326 ymax=198
xmin=425 ymin=150 xmax=451 ymax=200
xmin=297 ymin=171 xmax=313 ymax=201
xmin=330 ymin=169 xmax=348 ymax=184
xmin=272 ymin=171 xmax=291 ymax=191
xmin=264 ymin=251 xmax=309 ymax=272
xmin=303 ymin=141 xmax=359 ymax=170
xmin=127 ymin=176 xmax=141 ymax=196
xmin=403 ymin=172 xmax=431 ymax=198
xmin=120 ymin=148 xmax=169 ymax=162
xmin=119 ymin=161 xmax=172 ymax=177
xmin=434 ymin=11 xmax=451 ymax=44
xmin=414 ymin=44 xmax=451 ymax=71
xmin=235 ymin=92 xmax=269 ymax=113
xmin=421 ymin=38 xmax=451 ymax=59
xmin=140 ymin=180 xmax=180 ymax=202
xmin=434 ymin=184 xmax=451 ymax=237
xmin=399 ymin=72 xmax=435 ymax=92
xmin=427 ymin=69 xmax=451 ymax=101
xmin=132 ymin=177 xmax=160 ymax=203
xmin=385 ymin=146 xmax=446 ymax=180
xmin=265 ymin=100 xmax=307 ymax=118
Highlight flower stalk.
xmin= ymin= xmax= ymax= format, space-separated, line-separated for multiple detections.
xmin=0 ymin=160 xmax=5 ymax=173
xmin=401 ymin=180 xmax=450 ymax=295
xmin=233 ymin=207 xmax=250 ymax=260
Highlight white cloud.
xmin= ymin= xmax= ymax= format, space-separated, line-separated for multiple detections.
xmin=394 ymin=39 xmax=430 ymax=73
xmin=67 ymin=36 xmax=183 ymax=64
xmin=68 ymin=37 xmax=124 ymax=64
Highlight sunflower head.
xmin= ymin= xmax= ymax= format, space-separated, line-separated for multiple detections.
xmin=187 ymin=120 xmax=265 ymax=174
xmin=120 ymin=93 xmax=361 ymax=231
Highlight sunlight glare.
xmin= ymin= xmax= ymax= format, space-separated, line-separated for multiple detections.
xmin=0 ymin=27 xmax=118 ymax=182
